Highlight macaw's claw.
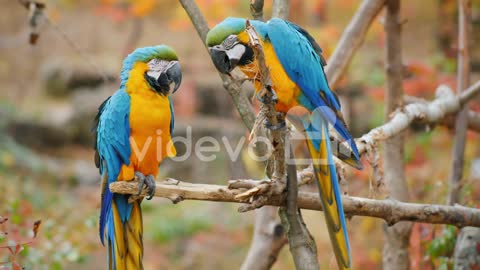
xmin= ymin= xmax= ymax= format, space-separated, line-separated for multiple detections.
xmin=135 ymin=172 xmax=146 ymax=195
xmin=257 ymin=87 xmax=278 ymax=105
xmin=134 ymin=172 xmax=156 ymax=200
xmin=144 ymin=175 xmax=156 ymax=200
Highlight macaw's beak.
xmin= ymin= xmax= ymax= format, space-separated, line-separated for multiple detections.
xmin=209 ymin=45 xmax=244 ymax=75
xmin=145 ymin=61 xmax=182 ymax=95
xmin=166 ymin=61 xmax=182 ymax=93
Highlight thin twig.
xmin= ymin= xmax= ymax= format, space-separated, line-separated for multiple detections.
xmin=325 ymin=0 xmax=386 ymax=87
xmin=447 ymin=0 xmax=472 ymax=206
xmin=16 ymin=0 xmax=109 ymax=82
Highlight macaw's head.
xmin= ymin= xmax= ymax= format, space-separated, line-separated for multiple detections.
xmin=121 ymin=45 xmax=182 ymax=95
xmin=206 ymin=17 xmax=266 ymax=75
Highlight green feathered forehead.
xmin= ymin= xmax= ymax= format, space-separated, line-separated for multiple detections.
xmin=131 ymin=45 xmax=178 ymax=62
xmin=120 ymin=45 xmax=179 ymax=85
xmin=206 ymin=17 xmax=247 ymax=46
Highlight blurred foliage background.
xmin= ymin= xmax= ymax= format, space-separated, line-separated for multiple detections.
xmin=1 ymin=0 xmax=480 ymax=269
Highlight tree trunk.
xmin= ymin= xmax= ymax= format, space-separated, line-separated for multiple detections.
xmin=382 ymin=1 xmax=412 ymax=269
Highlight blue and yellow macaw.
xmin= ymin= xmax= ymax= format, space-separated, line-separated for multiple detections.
xmin=93 ymin=45 xmax=182 ymax=270
xmin=206 ymin=18 xmax=363 ymax=269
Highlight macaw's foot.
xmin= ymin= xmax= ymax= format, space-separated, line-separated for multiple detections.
xmin=257 ymin=91 xmax=278 ymax=105
xmin=263 ymin=114 xmax=286 ymax=131
xmin=134 ymin=172 xmax=156 ymax=200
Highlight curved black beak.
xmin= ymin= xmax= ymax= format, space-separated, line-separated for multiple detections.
xmin=145 ymin=61 xmax=182 ymax=95
xmin=166 ymin=61 xmax=182 ymax=93
xmin=209 ymin=46 xmax=234 ymax=74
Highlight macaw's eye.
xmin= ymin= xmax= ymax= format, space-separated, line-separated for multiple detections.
xmin=222 ymin=35 xmax=239 ymax=49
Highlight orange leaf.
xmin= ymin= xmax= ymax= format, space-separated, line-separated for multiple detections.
xmin=0 ymin=217 xmax=7 ymax=225
xmin=32 ymin=220 xmax=41 ymax=238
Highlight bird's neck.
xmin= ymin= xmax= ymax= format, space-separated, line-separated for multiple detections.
xmin=125 ymin=62 xmax=157 ymax=98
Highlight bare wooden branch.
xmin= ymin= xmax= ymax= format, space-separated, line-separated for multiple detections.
xmin=404 ymin=95 xmax=480 ymax=132
xmin=272 ymin=0 xmax=290 ymax=19
xmin=250 ymin=0 xmax=265 ymax=21
xmin=357 ymin=82 xmax=480 ymax=155
xmin=244 ymin=22 xmax=284 ymax=182
xmin=459 ymin=80 xmax=480 ymax=106
xmin=325 ymin=0 xmax=386 ymax=87
xmin=179 ymin=0 xmax=209 ymax=44
xmin=240 ymin=206 xmax=287 ymax=270
xmin=382 ymin=1 xmax=411 ymax=269
xmin=453 ymin=227 xmax=480 ymax=269
xmin=448 ymin=0 xmax=472 ymax=206
xmin=279 ymin=148 xmax=320 ymax=270
xmin=240 ymin=5 xmax=291 ymax=269
xmin=109 ymin=179 xmax=480 ymax=227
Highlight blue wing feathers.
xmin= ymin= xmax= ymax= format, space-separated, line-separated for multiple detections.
xmin=266 ymin=18 xmax=360 ymax=161
xmin=96 ymin=89 xmax=132 ymax=181
xmin=95 ymin=89 xmax=132 ymax=243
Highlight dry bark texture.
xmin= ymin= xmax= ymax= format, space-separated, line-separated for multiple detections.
xmin=110 ymin=179 xmax=480 ymax=227
xmin=382 ymin=1 xmax=412 ymax=269
xmin=447 ymin=0 xmax=471 ymax=206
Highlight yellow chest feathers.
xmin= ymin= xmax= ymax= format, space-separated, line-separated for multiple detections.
xmin=237 ymin=32 xmax=301 ymax=112
xmin=125 ymin=62 xmax=172 ymax=138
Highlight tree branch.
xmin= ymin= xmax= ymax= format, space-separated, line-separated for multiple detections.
xmin=109 ymin=179 xmax=480 ymax=227
xmin=404 ymin=95 xmax=480 ymax=132
xmin=240 ymin=4 xmax=289 ymax=270
xmin=447 ymin=0 xmax=472 ymax=206
xmin=382 ymin=0 xmax=411 ymax=269
xmin=325 ymin=0 xmax=386 ymax=87
xmin=250 ymin=0 xmax=265 ymax=21
xmin=240 ymin=206 xmax=286 ymax=270
xmin=272 ymin=0 xmax=290 ymax=19
xmin=357 ymin=81 xmax=480 ymax=155
xmin=453 ymin=226 xmax=480 ymax=269
xmin=279 ymin=148 xmax=320 ymax=270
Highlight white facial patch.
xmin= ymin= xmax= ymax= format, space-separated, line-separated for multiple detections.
xmin=225 ymin=44 xmax=246 ymax=61
xmin=146 ymin=59 xmax=177 ymax=79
